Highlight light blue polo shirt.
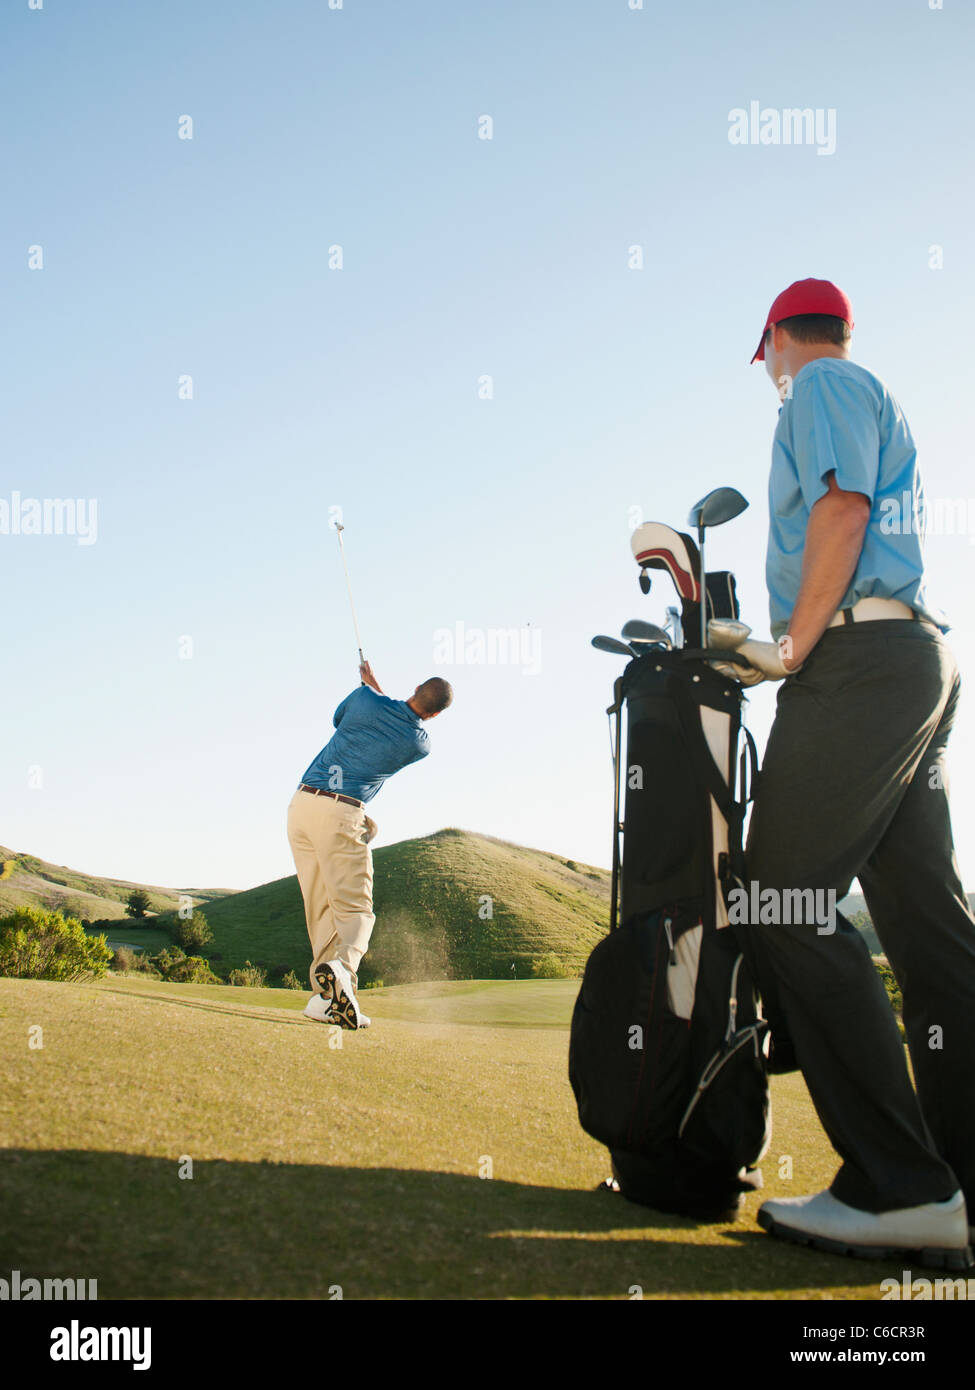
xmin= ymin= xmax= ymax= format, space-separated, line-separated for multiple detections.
xmin=766 ymin=358 xmax=948 ymax=640
xmin=300 ymin=686 xmax=429 ymax=803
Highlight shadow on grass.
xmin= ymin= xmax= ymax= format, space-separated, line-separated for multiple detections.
xmin=95 ymin=985 xmax=306 ymax=1027
xmin=0 ymin=1149 xmax=890 ymax=1300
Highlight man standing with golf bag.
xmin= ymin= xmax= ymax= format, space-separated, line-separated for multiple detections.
xmin=287 ymin=661 xmax=453 ymax=1029
xmin=740 ymin=278 xmax=975 ymax=1267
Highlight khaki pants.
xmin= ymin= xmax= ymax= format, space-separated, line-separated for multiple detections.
xmin=286 ymin=788 xmax=378 ymax=992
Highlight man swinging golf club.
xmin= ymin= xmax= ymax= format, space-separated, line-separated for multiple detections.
xmin=732 ymin=278 xmax=975 ymax=1267
xmin=287 ymin=661 xmax=453 ymax=1029
xmin=287 ymin=524 xmax=453 ymax=1029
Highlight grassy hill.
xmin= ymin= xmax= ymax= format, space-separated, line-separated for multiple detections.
xmin=0 ymin=844 xmax=234 ymax=924
xmin=198 ymin=828 xmax=611 ymax=983
xmin=6 ymin=831 xmax=967 ymax=985
xmin=0 ymin=973 xmax=912 ymax=1300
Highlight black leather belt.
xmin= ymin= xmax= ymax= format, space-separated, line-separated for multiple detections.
xmin=298 ymin=784 xmax=363 ymax=807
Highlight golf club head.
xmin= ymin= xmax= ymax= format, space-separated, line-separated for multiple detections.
xmin=621 ymin=619 xmax=672 ymax=646
xmin=630 ymin=523 xmax=702 ymax=602
xmin=591 ymin=635 xmax=637 ymax=657
xmin=688 ymin=487 xmax=749 ymax=533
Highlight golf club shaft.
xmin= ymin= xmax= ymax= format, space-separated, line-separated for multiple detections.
xmin=335 ymin=526 xmax=365 ymax=664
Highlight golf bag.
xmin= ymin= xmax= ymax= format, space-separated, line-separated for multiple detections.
xmin=569 ymin=641 xmax=772 ymax=1219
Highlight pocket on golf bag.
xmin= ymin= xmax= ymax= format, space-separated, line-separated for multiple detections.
xmin=678 ymin=1022 xmax=771 ymax=1170
xmin=569 ymin=915 xmax=696 ymax=1154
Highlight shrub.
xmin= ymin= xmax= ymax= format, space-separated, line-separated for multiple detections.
xmin=0 ymin=906 xmax=112 ymax=982
xmin=129 ymin=951 xmax=162 ymax=978
xmin=228 ymin=960 xmax=267 ymax=988
xmin=174 ymin=912 xmax=213 ymax=954
xmin=111 ymin=946 xmax=137 ymax=973
xmin=165 ymin=953 xmax=221 ymax=985
xmin=281 ymin=969 xmax=303 ymax=990
xmin=529 ymin=952 xmax=570 ymax=980
xmin=0 ymin=860 xmax=14 ymax=881
xmin=146 ymin=946 xmax=221 ymax=984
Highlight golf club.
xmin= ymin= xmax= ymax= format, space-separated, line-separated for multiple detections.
xmin=621 ymin=619 xmax=673 ymax=648
xmin=665 ymin=605 xmax=683 ymax=647
xmin=687 ymin=487 xmax=749 ymax=650
xmin=591 ymin=635 xmax=638 ymax=657
xmin=334 ymin=522 xmax=365 ymax=667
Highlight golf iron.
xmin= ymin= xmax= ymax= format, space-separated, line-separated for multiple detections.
xmin=687 ymin=487 xmax=749 ymax=650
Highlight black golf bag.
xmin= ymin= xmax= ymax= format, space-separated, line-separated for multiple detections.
xmin=568 ymin=625 xmax=772 ymax=1220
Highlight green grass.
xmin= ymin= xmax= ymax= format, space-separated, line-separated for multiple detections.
xmin=0 ymin=975 xmax=914 ymax=1300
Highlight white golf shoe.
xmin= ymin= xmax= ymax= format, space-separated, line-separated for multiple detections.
xmin=314 ymin=959 xmax=371 ymax=1030
xmin=757 ymin=1188 xmax=973 ymax=1271
xmin=302 ymin=994 xmax=334 ymax=1023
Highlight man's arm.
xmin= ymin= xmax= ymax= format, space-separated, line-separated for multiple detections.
xmin=782 ymin=471 xmax=871 ymax=668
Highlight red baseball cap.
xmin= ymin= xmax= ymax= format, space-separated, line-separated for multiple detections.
xmin=751 ymin=278 xmax=854 ymax=363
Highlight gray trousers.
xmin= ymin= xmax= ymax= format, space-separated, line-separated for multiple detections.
xmin=744 ymin=618 xmax=975 ymax=1213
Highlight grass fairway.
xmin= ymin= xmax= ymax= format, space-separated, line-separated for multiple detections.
xmin=0 ymin=976 xmax=907 ymax=1300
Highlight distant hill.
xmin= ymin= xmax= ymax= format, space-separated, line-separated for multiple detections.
xmin=199 ymin=828 xmax=611 ymax=983
xmin=0 ymin=845 xmax=234 ymax=923
xmin=5 ymin=834 xmax=970 ymax=986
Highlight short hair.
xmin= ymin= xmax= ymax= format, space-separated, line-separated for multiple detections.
xmin=768 ymin=314 xmax=852 ymax=351
xmin=414 ymin=677 xmax=453 ymax=715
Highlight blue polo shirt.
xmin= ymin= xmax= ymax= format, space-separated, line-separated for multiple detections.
xmin=300 ymin=686 xmax=430 ymax=803
xmin=766 ymin=358 xmax=948 ymax=640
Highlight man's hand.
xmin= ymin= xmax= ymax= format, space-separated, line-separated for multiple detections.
xmin=359 ymin=661 xmax=383 ymax=694
xmin=709 ymin=656 xmax=767 ymax=686
xmin=706 ymin=619 xmax=793 ymax=682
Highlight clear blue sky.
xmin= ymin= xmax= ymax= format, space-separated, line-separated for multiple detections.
xmin=3 ymin=0 xmax=974 ymax=894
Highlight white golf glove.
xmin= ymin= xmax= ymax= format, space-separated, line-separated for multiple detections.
xmin=709 ymin=656 xmax=767 ymax=686
xmin=707 ymin=619 xmax=804 ymax=683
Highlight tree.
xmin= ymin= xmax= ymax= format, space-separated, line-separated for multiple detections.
xmin=125 ymin=889 xmax=152 ymax=920
xmin=174 ymin=912 xmax=213 ymax=954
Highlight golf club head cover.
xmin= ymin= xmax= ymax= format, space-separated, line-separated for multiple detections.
xmin=630 ymin=523 xmax=702 ymax=602
xmin=705 ymin=571 xmax=740 ymax=621
xmin=707 ymin=618 xmax=752 ymax=650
